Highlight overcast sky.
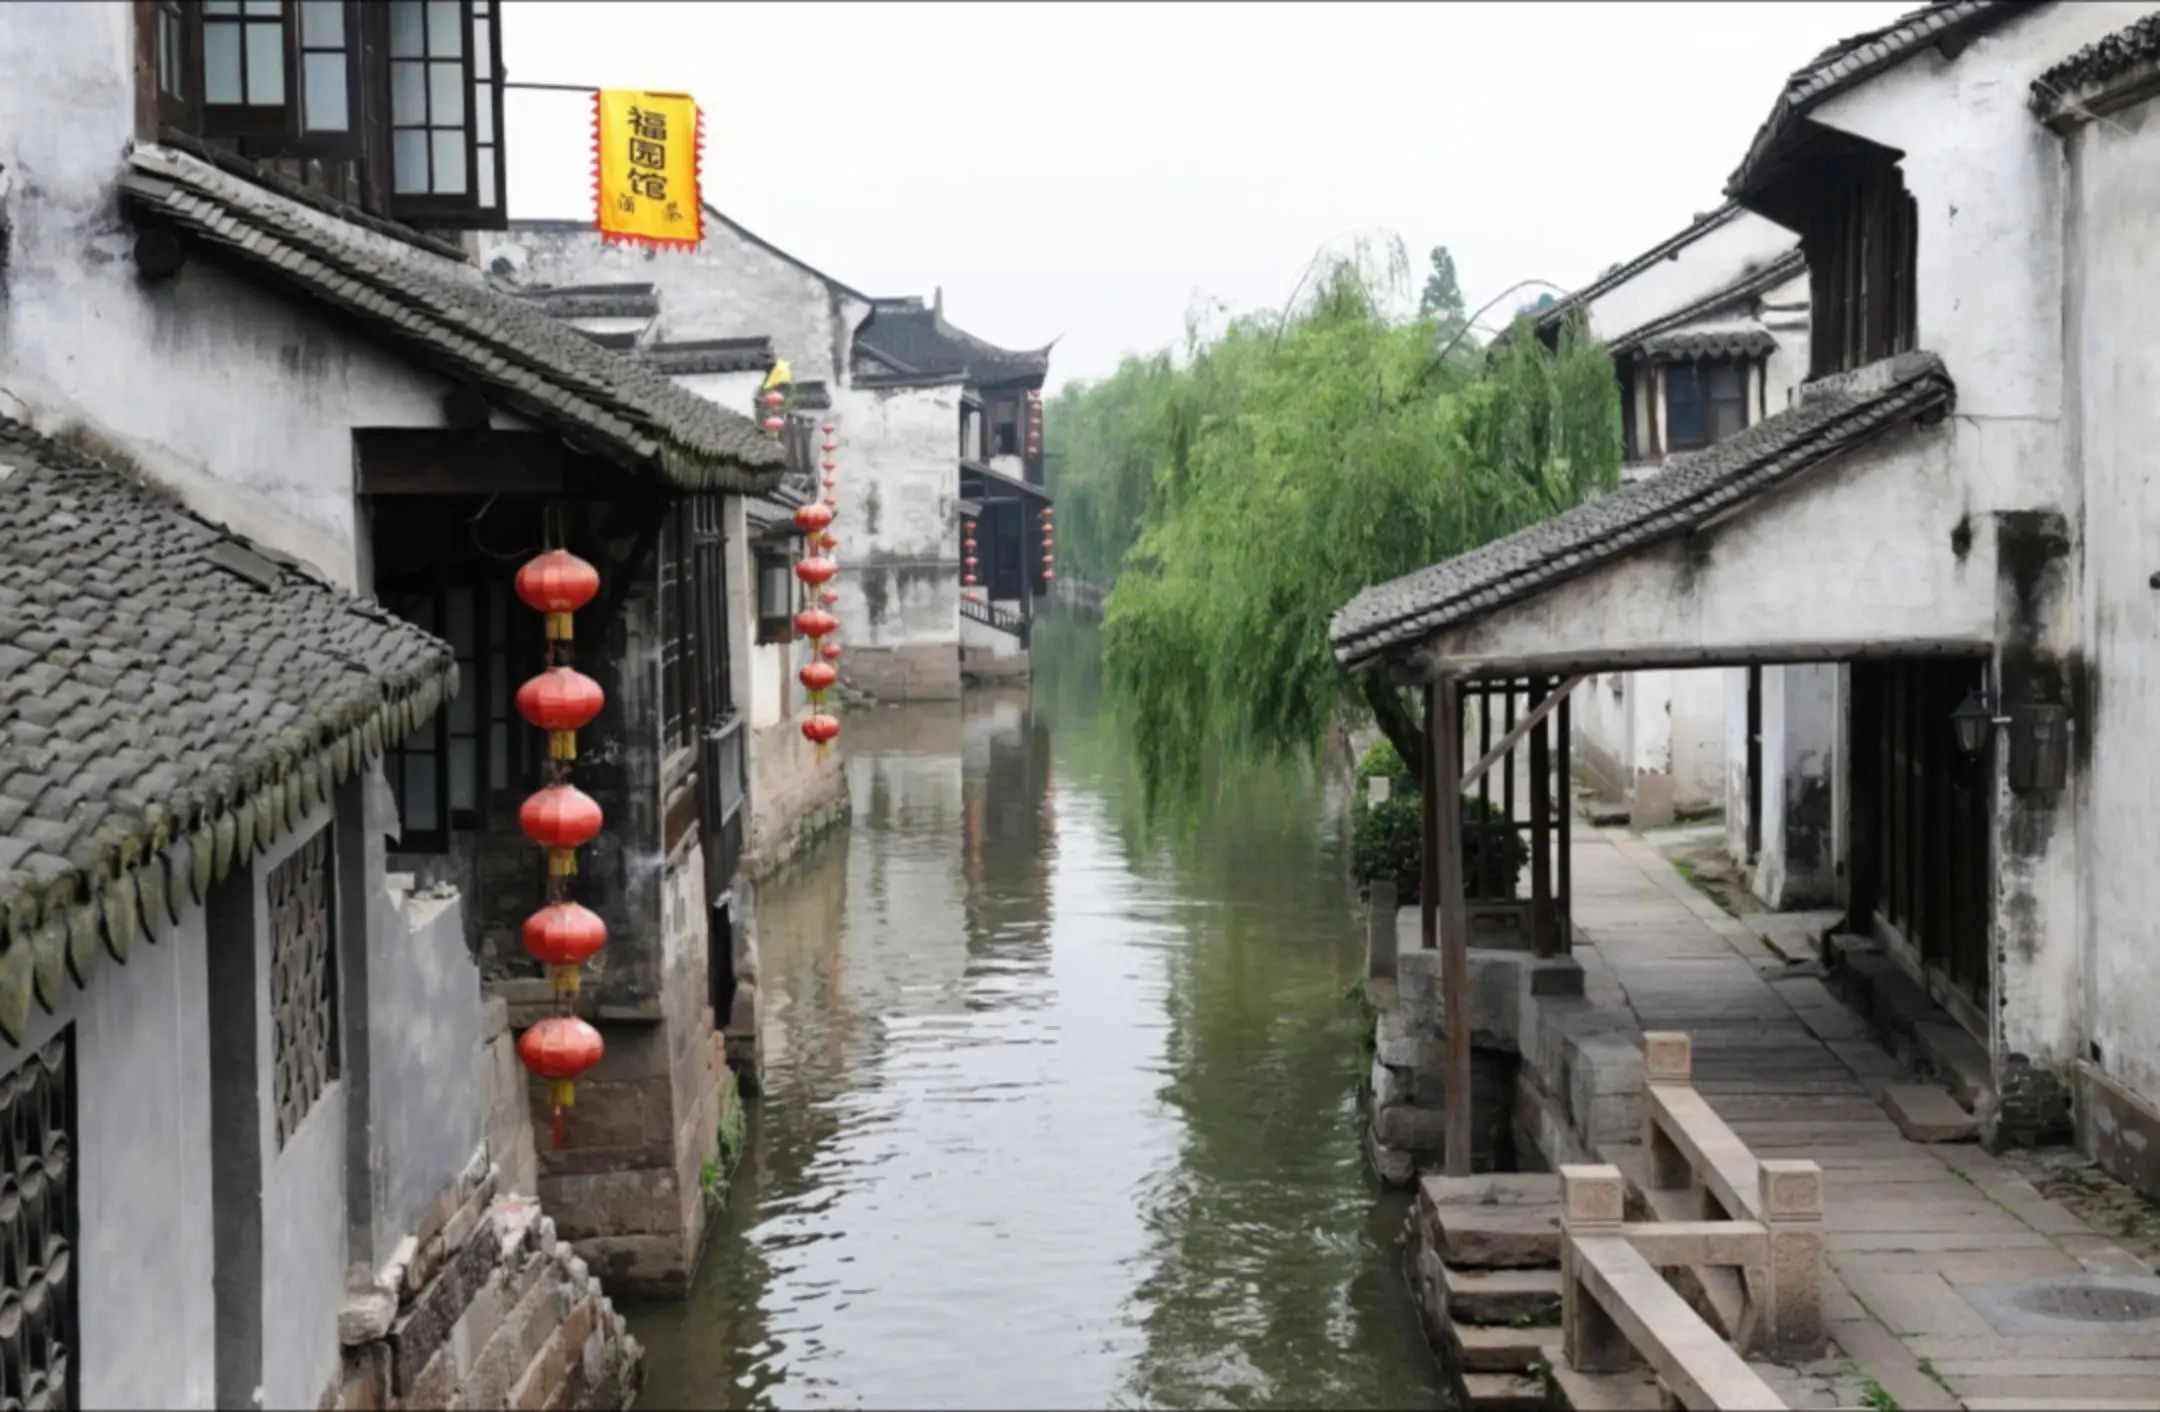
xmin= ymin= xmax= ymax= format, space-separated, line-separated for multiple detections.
xmin=502 ymin=1 xmax=1910 ymax=389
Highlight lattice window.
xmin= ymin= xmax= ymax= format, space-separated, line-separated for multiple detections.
xmin=268 ymin=827 xmax=338 ymax=1147
xmin=0 ymin=1035 xmax=75 ymax=1408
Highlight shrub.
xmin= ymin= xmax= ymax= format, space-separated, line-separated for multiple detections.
xmin=1350 ymin=786 xmax=1532 ymax=904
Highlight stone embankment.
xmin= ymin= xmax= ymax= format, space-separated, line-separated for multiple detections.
xmin=327 ymin=1151 xmax=645 ymax=1410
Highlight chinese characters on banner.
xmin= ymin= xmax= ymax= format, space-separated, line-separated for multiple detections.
xmin=592 ymin=89 xmax=704 ymax=251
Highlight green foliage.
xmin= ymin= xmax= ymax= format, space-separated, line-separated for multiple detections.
xmin=1418 ymin=245 xmax=1464 ymax=321
xmin=1355 ymin=740 xmax=1411 ymax=786
xmin=1350 ymin=789 xmax=1531 ymax=903
xmin=1058 ymin=233 xmax=1622 ymax=817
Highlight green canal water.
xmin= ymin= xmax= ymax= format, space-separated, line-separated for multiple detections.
xmin=632 ymin=617 xmax=1448 ymax=1409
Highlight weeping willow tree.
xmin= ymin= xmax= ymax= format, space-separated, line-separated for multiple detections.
xmin=1071 ymin=238 xmax=1623 ymax=816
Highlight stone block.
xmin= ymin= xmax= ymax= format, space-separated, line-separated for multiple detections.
xmin=1461 ymin=1370 xmax=1546 ymax=1411
xmin=1561 ymin=1164 xmax=1626 ymax=1227
xmin=572 ymin=1233 xmax=693 ymax=1301
xmin=1436 ymin=1203 xmax=1564 ymax=1269
xmin=1642 ymin=1031 xmax=1692 ymax=1084
xmin=1377 ymin=1102 xmax=1449 ymax=1152
xmin=388 ymin=1226 xmax=499 ymax=1395
xmin=1376 ymin=1032 xmax=1444 ymax=1070
xmin=338 ymin=1281 xmax=398 ymax=1347
xmin=1421 ymin=1172 xmax=1560 ymax=1209
xmin=1370 ymin=1059 xmax=1411 ymax=1111
xmin=457 ymin=1263 xmax=573 ymax=1410
xmin=401 ymin=1345 xmax=455 ymax=1412
xmin=1398 ymin=950 xmax=1441 ymax=1038
xmin=1453 ymin=1320 xmax=1561 ymax=1373
xmin=541 ymin=1165 xmax=685 ymax=1242
xmin=1881 ymin=1084 xmax=1977 ymax=1144
xmin=481 ymin=993 xmax=509 ymax=1041
xmin=1757 ymin=1159 xmax=1824 ymax=1219
xmin=1445 ymin=1266 xmax=1564 ymax=1326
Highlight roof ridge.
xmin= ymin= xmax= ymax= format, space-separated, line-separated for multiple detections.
xmin=1606 ymin=249 xmax=1809 ymax=355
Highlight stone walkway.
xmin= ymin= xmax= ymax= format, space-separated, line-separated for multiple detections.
xmin=1568 ymin=827 xmax=2160 ymax=1412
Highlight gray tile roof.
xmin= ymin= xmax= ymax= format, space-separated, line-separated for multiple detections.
xmin=854 ymin=298 xmax=1052 ymax=387
xmin=1606 ymin=251 xmax=1809 ymax=359
xmin=1728 ymin=1 xmax=2024 ymax=198
xmin=638 ymin=338 xmax=775 ymax=377
xmin=516 ymin=283 xmax=660 ymax=321
xmin=0 ymin=418 xmax=454 ymax=1044
xmin=2031 ymin=8 xmax=2160 ymax=118
xmin=1638 ymin=326 xmax=1781 ymax=362
xmin=118 ymin=146 xmax=787 ymax=494
xmin=1329 ymin=351 xmax=1954 ymax=672
xmin=1519 ymin=206 xmax=1746 ymax=343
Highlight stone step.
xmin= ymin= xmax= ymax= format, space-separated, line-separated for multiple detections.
xmin=1436 ymin=1203 xmax=1564 ymax=1270
xmin=1452 ymin=1318 xmax=1562 ymax=1373
xmin=1445 ymin=1266 xmax=1566 ymax=1327
xmin=1548 ymin=1360 xmax=1669 ymax=1411
xmin=1880 ymin=1082 xmax=1978 ymax=1143
xmin=1462 ymin=1371 xmax=1548 ymax=1412
xmin=1422 ymin=1171 xmax=1564 ymax=1208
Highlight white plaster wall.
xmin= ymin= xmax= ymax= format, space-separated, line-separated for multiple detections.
xmin=1749 ymin=664 xmax=1841 ymax=908
xmin=1668 ymin=668 xmax=1725 ymax=814
xmin=829 ymin=382 xmax=963 ymax=654
xmin=1571 ymin=676 xmax=1632 ymax=798
xmin=1628 ymin=668 xmax=1675 ymax=780
xmin=480 ymin=220 xmax=871 ymax=387
xmin=1723 ymin=668 xmax=1753 ymax=865
xmin=1424 ymin=419 xmax=1991 ymax=672
xmin=0 ymin=4 xmax=481 ymax=590
xmin=1569 ymin=209 xmax=1800 ymax=339
xmin=2065 ymin=85 xmax=2160 ymax=1105
xmin=0 ymin=898 xmax=217 ymax=1409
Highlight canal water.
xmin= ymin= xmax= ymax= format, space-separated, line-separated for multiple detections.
xmin=634 ymin=617 xmax=1448 ymax=1409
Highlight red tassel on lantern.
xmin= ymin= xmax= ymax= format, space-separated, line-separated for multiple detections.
xmin=519 ymin=1015 xmax=604 ymax=1149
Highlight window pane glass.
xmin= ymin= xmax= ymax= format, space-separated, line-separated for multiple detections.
xmin=301 ymin=0 xmax=344 ymax=44
xmin=474 ymin=82 xmax=494 ymax=142
xmin=1712 ymin=399 xmax=1747 ymax=442
xmin=448 ymin=739 xmax=477 ymax=811
xmin=430 ymin=129 xmax=468 ymax=194
xmin=393 ymin=130 xmax=430 ymax=193
xmin=205 ymin=0 xmax=241 ymax=11
xmin=489 ymin=722 xmax=509 ymax=790
xmin=391 ymin=61 xmax=426 ymax=124
xmin=474 ymin=15 xmax=493 ymax=78
xmin=476 ymin=146 xmax=497 ymax=208
xmin=428 ymin=61 xmax=465 ymax=125
xmin=444 ymin=586 xmax=475 ymax=654
xmin=244 ymin=0 xmax=281 ymax=13
xmin=389 ymin=0 xmax=424 ymax=57
xmin=401 ymin=755 xmax=439 ymax=831
xmin=1707 ymin=362 xmax=1744 ymax=398
xmin=448 ymin=673 xmax=477 ymax=733
xmin=204 ymin=24 xmax=243 ymax=103
xmin=303 ymin=53 xmax=349 ymax=130
xmin=245 ymin=22 xmax=285 ymax=105
xmin=488 ymin=579 xmax=508 ymax=639
xmin=427 ymin=0 xmax=464 ymax=56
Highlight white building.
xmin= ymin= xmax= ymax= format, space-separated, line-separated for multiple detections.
xmin=1334 ymin=0 xmax=2160 ymax=1197
xmin=0 ymin=0 xmax=789 ymax=1398
xmin=482 ymin=225 xmax=1057 ymax=710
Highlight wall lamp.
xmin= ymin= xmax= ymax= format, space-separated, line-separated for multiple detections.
xmin=1950 ymin=689 xmax=2013 ymax=757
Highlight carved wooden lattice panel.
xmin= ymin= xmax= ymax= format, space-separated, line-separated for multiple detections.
xmin=268 ymin=827 xmax=338 ymax=1147
xmin=0 ymin=1035 xmax=74 ymax=1409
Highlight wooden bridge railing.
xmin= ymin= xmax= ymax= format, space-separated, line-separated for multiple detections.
xmin=1559 ymin=1031 xmax=1825 ymax=1411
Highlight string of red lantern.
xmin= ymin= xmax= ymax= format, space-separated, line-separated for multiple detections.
xmin=512 ymin=537 xmax=608 ymax=1150
xmin=1039 ymin=505 xmax=1056 ymax=584
xmin=962 ymin=517 xmax=980 ymax=601
xmin=796 ymin=422 xmax=842 ymax=756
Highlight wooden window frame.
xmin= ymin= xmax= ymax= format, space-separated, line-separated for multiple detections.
xmin=660 ymin=505 xmax=702 ymax=757
xmin=384 ymin=0 xmax=505 ymax=226
xmin=755 ymin=547 xmax=796 ymax=646
xmin=380 ymin=577 xmax=524 ymax=852
xmin=1663 ymin=358 xmax=1750 ymax=452
xmin=1806 ymin=161 xmax=1919 ymax=379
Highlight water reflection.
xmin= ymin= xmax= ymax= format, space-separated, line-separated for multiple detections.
xmin=633 ymin=617 xmax=1445 ymax=1410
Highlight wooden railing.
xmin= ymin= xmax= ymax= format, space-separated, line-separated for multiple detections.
xmin=1558 ymin=1031 xmax=1825 ymax=1411
xmin=960 ymin=593 xmax=1031 ymax=645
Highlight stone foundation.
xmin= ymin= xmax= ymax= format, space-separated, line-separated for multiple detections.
xmin=327 ymin=1153 xmax=644 ymax=1410
xmin=959 ymin=643 xmax=1031 ymax=683
xmin=840 ymin=642 xmax=961 ymax=701
xmin=745 ymin=717 xmax=852 ymax=883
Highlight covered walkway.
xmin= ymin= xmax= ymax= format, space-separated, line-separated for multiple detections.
xmin=1534 ymin=827 xmax=2160 ymax=1410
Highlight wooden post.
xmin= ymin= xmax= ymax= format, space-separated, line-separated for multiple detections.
xmin=1528 ymin=674 xmax=1555 ymax=958
xmin=1434 ymin=674 xmax=1472 ymax=1177
xmin=1557 ymin=688 xmax=1574 ymax=952
xmin=1421 ymin=684 xmax=1439 ymax=952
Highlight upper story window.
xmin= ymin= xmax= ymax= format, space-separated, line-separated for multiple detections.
xmin=1805 ymin=161 xmax=1918 ymax=379
xmin=1665 ymin=360 xmax=1749 ymax=451
xmin=141 ymin=0 xmax=507 ymax=230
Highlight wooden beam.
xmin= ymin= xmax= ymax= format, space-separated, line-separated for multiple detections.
xmin=1528 ymin=674 xmax=1556 ymax=958
xmin=1433 ymin=673 xmax=1473 ymax=1177
xmin=1421 ymin=683 xmax=1439 ymax=954
xmin=1391 ymin=635 xmax=1994 ymax=685
xmin=355 ymin=429 xmax=572 ymax=496
xmin=1461 ymin=674 xmax=1585 ymax=791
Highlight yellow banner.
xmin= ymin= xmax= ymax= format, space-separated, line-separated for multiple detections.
xmin=592 ymin=90 xmax=703 ymax=251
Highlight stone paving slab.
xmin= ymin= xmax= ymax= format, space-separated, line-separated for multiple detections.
xmin=1565 ymin=828 xmax=2160 ymax=1409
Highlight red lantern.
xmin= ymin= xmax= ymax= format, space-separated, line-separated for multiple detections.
xmin=794 ymin=608 xmax=838 ymax=639
xmin=822 ymin=459 xmax=837 ymax=472
xmin=516 ymin=667 xmax=604 ymax=761
xmin=1039 ymin=507 xmax=1054 ymax=520
xmin=795 ymin=557 xmax=837 ymax=587
xmin=516 ymin=549 xmax=600 ymax=641
xmin=820 ymin=422 xmax=835 ymax=434
xmin=818 ymin=587 xmax=840 ymax=605
xmin=963 ymin=574 xmax=978 ymax=586
xmin=793 ymin=502 xmax=835 ymax=534
xmin=521 ymin=785 xmax=603 ymax=878
xmin=799 ymin=661 xmax=837 ymax=695
xmin=820 ymin=640 xmax=843 ymax=662
xmin=764 ymin=416 xmax=785 ymax=435
xmin=1042 ymin=570 xmax=1056 ymax=582
xmin=818 ymin=532 xmax=839 ymax=550
xmin=823 ymin=477 xmax=837 ymax=490
xmin=519 ymin=1015 xmax=604 ymax=1148
xmin=1043 ymin=554 xmax=1055 ymax=566
xmin=821 ymin=439 xmax=837 ymax=454
xmin=964 ymin=555 xmax=978 ymax=568
xmin=964 ymin=520 xmax=976 ymax=534
xmin=801 ymin=713 xmax=840 ymax=752
xmin=963 ymin=537 xmax=977 ymax=551
xmin=522 ymin=902 xmax=607 ymax=998
xmin=761 ymin=389 xmax=785 ymax=409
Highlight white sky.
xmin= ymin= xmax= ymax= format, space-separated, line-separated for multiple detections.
xmin=502 ymin=1 xmax=1912 ymax=389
